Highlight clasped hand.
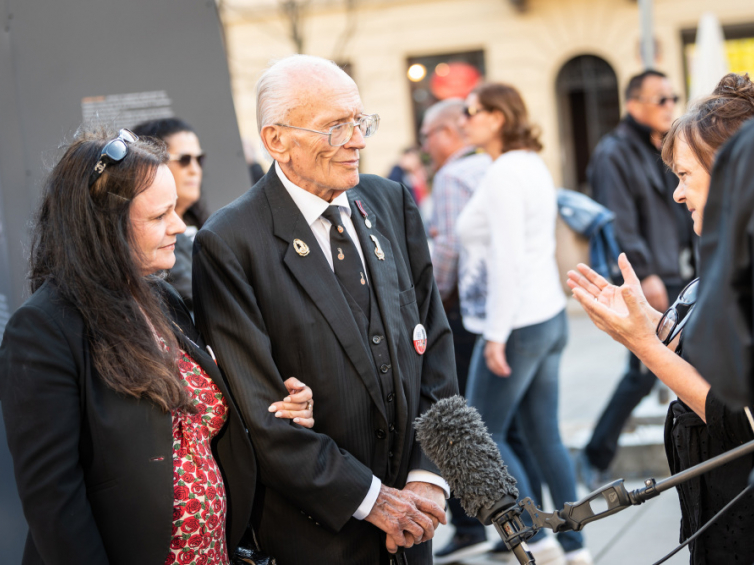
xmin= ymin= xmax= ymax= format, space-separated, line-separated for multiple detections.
xmin=365 ymin=482 xmax=446 ymax=553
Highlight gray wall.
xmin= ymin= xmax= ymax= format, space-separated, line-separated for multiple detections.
xmin=0 ymin=0 xmax=252 ymax=559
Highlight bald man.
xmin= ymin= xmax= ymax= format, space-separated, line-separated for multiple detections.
xmin=193 ymin=55 xmax=457 ymax=565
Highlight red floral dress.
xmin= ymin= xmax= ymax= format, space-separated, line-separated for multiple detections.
xmin=166 ymin=349 xmax=229 ymax=565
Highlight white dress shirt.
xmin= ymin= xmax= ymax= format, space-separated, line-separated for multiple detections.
xmin=275 ymin=162 xmax=449 ymax=519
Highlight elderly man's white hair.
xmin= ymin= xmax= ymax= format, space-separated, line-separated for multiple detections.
xmin=422 ymin=98 xmax=465 ymax=131
xmin=256 ymin=55 xmax=356 ymax=133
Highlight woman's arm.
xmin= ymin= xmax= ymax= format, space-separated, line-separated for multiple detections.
xmin=569 ymin=258 xmax=710 ymax=421
xmin=0 ymin=303 xmax=109 ymax=563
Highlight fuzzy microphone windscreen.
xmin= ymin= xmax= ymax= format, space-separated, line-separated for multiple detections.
xmin=415 ymin=395 xmax=519 ymax=518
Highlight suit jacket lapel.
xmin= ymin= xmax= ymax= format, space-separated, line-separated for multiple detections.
xmin=263 ymin=173 xmax=387 ymax=420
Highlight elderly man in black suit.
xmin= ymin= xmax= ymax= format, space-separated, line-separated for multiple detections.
xmin=192 ymin=54 xmax=458 ymax=565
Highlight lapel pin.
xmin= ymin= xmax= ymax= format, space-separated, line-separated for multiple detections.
xmin=337 ymin=225 xmax=344 ymax=234
xmin=355 ymin=199 xmax=372 ymax=229
xmin=293 ymin=239 xmax=310 ymax=256
xmin=360 ymin=272 xmax=366 ymax=285
xmin=369 ymin=234 xmax=385 ymax=261
xmin=337 ymin=247 xmax=345 ymax=261
xmin=413 ymin=324 xmax=427 ymax=355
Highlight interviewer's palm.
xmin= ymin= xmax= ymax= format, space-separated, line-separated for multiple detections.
xmin=566 ymin=253 xmax=654 ymax=320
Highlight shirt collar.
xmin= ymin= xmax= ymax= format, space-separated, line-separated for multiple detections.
xmin=275 ymin=161 xmax=352 ymax=226
xmin=445 ymin=145 xmax=480 ymax=166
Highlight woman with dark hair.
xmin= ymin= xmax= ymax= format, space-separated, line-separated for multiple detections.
xmin=132 ymin=118 xmax=209 ymax=310
xmin=0 ymin=126 xmax=314 ymax=565
xmin=456 ymin=83 xmax=590 ymax=565
xmin=568 ymin=73 xmax=754 ymax=564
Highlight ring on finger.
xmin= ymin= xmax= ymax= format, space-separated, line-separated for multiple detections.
xmin=306 ymin=400 xmax=312 ymax=411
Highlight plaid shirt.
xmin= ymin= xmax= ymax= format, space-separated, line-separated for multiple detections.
xmin=428 ymin=148 xmax=491 ymax=300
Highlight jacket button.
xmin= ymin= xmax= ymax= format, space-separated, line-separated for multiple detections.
xmin=380 ymin=363 xmax=391 ymax=373
xmin=372 ymin=335 xmax=383 ymax=344
xmin=389 ymin=422 xmax=395 ymax=432
xmin=387 ymin=392 xmax=395 ymax=402
xmin=375 ymin=429 xmax=386 ymax=439
xmin=388 ymin=451 xmax=394 ymax=458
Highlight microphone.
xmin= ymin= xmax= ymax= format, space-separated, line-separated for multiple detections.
xmin=415 ymin=395 xmax=536 ymax=564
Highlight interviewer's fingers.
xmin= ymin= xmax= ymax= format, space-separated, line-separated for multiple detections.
xmin=567 ymin=269 xmax=602 ymax=298
xmin=618 ymin=253 xmax=642 ymax=287
xmin=576 ymin=263 xmax=610 ymax=291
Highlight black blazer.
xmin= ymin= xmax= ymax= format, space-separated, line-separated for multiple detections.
xmin=192 ymin=170 xmax=458 ymax=565
xmin=0 ymin=279 xmax=256 ymax=565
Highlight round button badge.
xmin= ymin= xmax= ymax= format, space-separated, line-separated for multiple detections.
xmin=413 ymin=324 xmax=427 ymax=355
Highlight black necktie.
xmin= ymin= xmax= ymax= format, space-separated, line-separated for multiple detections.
xmin=321 ymin=205 xmax=370 ymax=316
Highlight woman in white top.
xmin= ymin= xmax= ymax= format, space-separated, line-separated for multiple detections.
xmin=456 ymin=83 xmax=589 ymax=564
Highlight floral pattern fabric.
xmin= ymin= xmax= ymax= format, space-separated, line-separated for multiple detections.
xmin=166 ymin=349 xmax=229 ymax=565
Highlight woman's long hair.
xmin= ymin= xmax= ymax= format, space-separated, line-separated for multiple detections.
xmin=474 ymin=83 xmax=543 ymax=153
xmin=30 ymin=125 xmax=191 ymax=412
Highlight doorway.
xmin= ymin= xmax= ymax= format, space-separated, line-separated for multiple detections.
xmin=556 ymin=55 xmax=620 ymax=193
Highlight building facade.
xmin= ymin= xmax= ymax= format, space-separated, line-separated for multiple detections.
xmin=221 ymin=0 xmax=754 ymax=189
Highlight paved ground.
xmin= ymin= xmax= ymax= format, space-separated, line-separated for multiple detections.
xmin=431 ymin=304 xmax=688 ymax=565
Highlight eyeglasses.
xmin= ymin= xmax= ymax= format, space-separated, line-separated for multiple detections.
xmin=277 ymin=114 xmax=380 ymax=147
xmin=635 ymin=95 xmax=680 ymax=106
xmin=88 ymin=129 xmax=138 ymax=187
xmin=169 ymin=153 xmax=206 ymax=168
xmin=462 ymin=106 xmax=487 ymax=118
xmin=656 ymin=278 xmax=699 ymax=345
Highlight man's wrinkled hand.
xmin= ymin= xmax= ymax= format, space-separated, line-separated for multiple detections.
xmin=364 ymin=484 xmax=445 ymax=553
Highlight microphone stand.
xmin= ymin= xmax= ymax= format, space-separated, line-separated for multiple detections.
xmin=483 ymin=438 xmax=754 ymax=564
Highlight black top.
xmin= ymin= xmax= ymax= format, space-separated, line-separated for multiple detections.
xmin=588 ymin=115 xmax=695 ymax=285
xmin=664 ymin=392 xmax=754 ymax=564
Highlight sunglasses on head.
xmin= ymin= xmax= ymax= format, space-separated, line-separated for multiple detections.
xmin=88 ymin=129 xmax=139 ymax=188
xmin=169 ymin=153 xmax=206 ymax=168
xmin=462 ymin=105 xmax=487 ymax=118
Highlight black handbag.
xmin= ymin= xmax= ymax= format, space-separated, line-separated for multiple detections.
xmin=231 ymin=523 xmax=276 ymax=565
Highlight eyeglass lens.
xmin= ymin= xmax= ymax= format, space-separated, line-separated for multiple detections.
xmin=174 ymin=154 xmax=206 ymax=168
xmin=656 ymin=309 xmax=678 ymax=342
xmin=330 ymin=115 xmax=379 ymax=146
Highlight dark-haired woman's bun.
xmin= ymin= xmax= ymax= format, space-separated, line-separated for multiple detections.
xmin=713 ymin=72 xmax=754 ymax=103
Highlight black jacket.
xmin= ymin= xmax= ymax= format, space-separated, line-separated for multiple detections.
xmin=192 ymin=170 xmax=457 ymax=565
xmin=588 ymin=115 xmax=694 ymax=285
xmin=0 ymin=280 xmax=256 ymax=565
xmin=664 ymin=393 xmax=754 ymax=564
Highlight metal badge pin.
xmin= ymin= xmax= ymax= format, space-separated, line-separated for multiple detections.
xmin=355 ymin=200 xmax=372 ymax=229
xmin=337 ymin=247 xmax=344 ymax=261
xmin=360 ymin=272 xmax=366 ymax=285
xmin=337 ymin=225 xmax=344 ymax=234
xmin=293 ymin=239 xmax=310 ymax=256
xmin=369 ymin=234 xmax=385 ymax=261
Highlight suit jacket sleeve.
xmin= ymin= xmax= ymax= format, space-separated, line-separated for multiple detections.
xmin=400 ymin=184 xmax=460 ymax=474
xmin=192 ymin=228 xmax=373 ymax=533
xmin=590 ymin=147 xmax=656 ymax=280
xmin=0 ymin=304 xmax=109 ymax=564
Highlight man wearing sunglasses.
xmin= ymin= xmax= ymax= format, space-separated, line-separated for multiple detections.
xmin=192 ymin=54 xmax=457 ymax=565
xmin=579 ymin=70 xmax=696 ymax=488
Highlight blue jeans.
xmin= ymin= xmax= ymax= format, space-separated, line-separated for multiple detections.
xmin=466 ymin=310 xmax=583 ymax=552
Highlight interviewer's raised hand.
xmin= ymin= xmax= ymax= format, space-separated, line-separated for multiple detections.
xmin=566 ymin=253 xmax=662 ymax=327
xmin=267 ymin=377 xmax=315 ymax=428
xmin=365 ymin=484 xmax=446 ymax=553
xmin=568 ymin=255 xmax=660 ymax=356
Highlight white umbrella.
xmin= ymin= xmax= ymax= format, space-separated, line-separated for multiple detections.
xmin=690 ymin=12 xmax=729 ymax=102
